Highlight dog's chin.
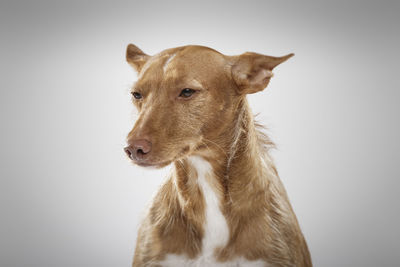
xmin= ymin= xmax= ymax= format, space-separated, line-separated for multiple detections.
xmin=133 ymin=159 xmax=172 ymax=169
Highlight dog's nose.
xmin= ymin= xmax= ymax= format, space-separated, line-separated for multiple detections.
xmin=124 ymin=139 xmax=152 ymax=161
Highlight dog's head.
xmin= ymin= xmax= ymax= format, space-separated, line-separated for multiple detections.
xmin=124 ymin=44 xmax=292 ymax=167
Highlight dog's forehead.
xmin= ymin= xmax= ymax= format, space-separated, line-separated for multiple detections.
xmin=137 ymin=46 xmax=228 ymax=88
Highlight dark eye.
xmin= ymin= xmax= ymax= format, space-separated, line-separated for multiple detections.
xmin=179 ymin=88 xmax=196 ymax=98
xmin=131 ymin=92 xmax=142 ymax=99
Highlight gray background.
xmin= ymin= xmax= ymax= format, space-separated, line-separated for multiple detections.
xmin=1 ymin=0 xmax=399 ymax=266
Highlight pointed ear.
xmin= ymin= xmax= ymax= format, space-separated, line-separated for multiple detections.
xmin=231 ymin=52 xmax=294 ymax=94
xmin=126 ymin=44 xmax=149 ymax=72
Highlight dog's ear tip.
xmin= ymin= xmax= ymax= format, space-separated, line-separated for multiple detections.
xmin=126 ymin=44 xmax=143 ymax=55
xmin=127 ymin=43 xmax=139 ymax=49
xmin=283 ymin=53 xmax=295 ymax=60
xmin=127 ymin=43 xmax=134 ymax=51
xmin=270 ymin=53 xmax=294 ymax=68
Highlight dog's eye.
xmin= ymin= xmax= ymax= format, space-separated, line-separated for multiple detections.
xmin=131 ymin=92 xmax=142 ymax=99
xmin=179 ymin=88 xmax=196 ymax=98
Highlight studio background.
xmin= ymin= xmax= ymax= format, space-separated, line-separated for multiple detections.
xmin=1 ymin=1 xmax=399 ymax=266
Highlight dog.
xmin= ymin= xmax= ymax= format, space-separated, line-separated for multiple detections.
xmin=124 ymin=44 xmax=312 ymax=267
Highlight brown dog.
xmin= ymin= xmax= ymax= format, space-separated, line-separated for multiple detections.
xmin=124 ymin=44 xmax=312 ymax=267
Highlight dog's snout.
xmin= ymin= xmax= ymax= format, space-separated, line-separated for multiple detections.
xmin=124 ymin=139 xmax=152 ymax=161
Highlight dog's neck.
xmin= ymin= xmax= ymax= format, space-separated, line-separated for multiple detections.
xmin=173 ymin=98 xmax=277 ymax=212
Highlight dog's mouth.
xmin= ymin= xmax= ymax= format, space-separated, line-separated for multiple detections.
xmin=130 ymin=144 xmax=198 ymax=169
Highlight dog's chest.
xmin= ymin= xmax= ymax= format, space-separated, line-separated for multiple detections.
xmin=159 ymin=254 xmax=267 ymax=267
xmin=158 ymin=156 xmax=267 ymax=267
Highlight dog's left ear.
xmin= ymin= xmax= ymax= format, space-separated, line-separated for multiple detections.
xmin=126 ymin=44 xmax=149 ymax=72
xmin=231 ymin=52 xmax=294 ymax=94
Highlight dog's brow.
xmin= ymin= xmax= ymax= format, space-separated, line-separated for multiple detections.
xmin=131 ymin=82 xmax=139 ymax=91
xmin=163 ymin=53 xmax=177 ymax=73
xmin=191 ymin=79 xmax=203 ymax=89
xmin=131 ymin=82 xmax=148 ymax=94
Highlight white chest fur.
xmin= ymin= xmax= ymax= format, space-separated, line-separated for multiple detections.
xmin=191 ymin=156 xmax=229 ymax=257
xmin=159 ymin=156 xmax=266 ymax=267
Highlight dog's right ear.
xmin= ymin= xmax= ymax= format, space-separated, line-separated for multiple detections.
xmin=231 ymin=52 xmax=294 ymax=94
xmin=126 ymin=44 xmax=149 ymax=72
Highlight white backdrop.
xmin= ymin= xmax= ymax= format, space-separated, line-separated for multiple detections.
xmin=1 ymin=1 xmax=399 ymax=266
